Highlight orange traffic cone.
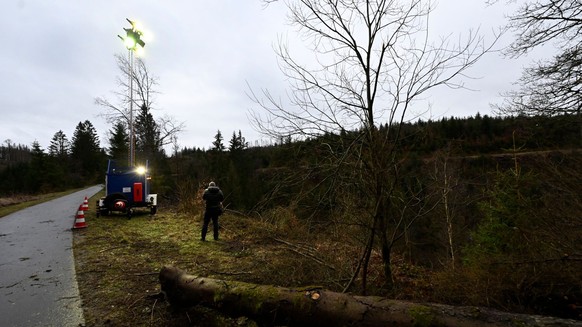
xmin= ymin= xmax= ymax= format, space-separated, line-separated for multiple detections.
xmin=81 ymin=196 xmax=89 ymax=211
xmin=73 ymin=206 xmax=88 ymax=229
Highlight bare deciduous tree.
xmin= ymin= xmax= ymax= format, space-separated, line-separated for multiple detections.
xmin=251 ymin=0 xmax=498 ymax=291
xmin=493 ymin=0 xmax=582 ymax=140
xmin=429 ymin=143 xmax=464 ymax=269
xmin=95 ymin=53 xmax=184 ymax=152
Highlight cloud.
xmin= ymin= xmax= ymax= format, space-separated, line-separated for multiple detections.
xmin=0 ymin=0 xmax=559 ymax=152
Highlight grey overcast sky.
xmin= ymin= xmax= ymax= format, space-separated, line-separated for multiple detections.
xmin=0 ymin=0 xmax=552 ymax=151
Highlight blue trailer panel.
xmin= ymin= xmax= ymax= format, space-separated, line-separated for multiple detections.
xmin=97 ymin=160 xmax=158 ymax=218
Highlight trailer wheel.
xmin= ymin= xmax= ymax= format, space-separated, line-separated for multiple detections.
xmin=104 ymin=193 xmax=128 ymax=213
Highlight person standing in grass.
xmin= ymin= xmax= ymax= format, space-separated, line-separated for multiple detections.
xmin=201 ymin=181 xmax=224 ymax=241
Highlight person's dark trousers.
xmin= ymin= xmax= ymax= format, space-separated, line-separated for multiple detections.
xmin=201 ymin=211 xmax=219 ymax=241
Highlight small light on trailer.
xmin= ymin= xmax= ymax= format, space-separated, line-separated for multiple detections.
xmin=135 ymin=166 xmax=147 ymax=175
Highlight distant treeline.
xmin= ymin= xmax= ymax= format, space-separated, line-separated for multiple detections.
xmin=0 ymin=120 xmax=107 ymax=195
xmin=1 ymin=113 xmax=579 ymax=198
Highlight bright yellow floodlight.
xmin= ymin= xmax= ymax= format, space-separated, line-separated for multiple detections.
xmin=134 ymin=46 xmax=145 ymax=57
xmin=135 ymin=166 xmax=147 ymax=175
xmin=132 ymin=20 xmax=144 ymax=33
xmin=124 ymin=36 xmax=137 ymax=49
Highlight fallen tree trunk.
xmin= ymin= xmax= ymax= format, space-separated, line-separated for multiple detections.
xmin=159 ymin=265 xmax=581 ymax=327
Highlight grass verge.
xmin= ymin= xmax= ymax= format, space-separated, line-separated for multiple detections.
xmin=73 ymin=193 xmax=370 ymax=326
xmin=0 ymin=189 xmax=83 ymax=218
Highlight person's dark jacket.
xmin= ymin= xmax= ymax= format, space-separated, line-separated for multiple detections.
xmin=202 ymin=186 xmax=224 ymax=210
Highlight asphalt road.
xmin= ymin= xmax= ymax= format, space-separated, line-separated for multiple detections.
xmin=0 ymin=185 xmax=102 ymax=327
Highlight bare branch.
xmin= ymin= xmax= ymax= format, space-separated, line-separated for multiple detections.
xmin=249 ymin=0 xmax=497 ymax=292
xmin=95 ymin=53 xmax=185 ymax=154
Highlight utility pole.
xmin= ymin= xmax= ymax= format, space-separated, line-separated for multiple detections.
xmin=118 ymin=18 xmax=145 ymax=167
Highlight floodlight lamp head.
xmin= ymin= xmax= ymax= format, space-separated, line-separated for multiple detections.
xmin=120 ymin=19 xmax=146 ymax=51
xmin=126 ymin=29 xmax=145 ymax=49
xmin=124 ymin=36 xmax=137 ymax=49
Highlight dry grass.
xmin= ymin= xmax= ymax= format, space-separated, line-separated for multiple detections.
xmin=73 ymin=193 xmax=374 ymax=326
xmin=0 ymin=189 xmax=81 ymax=218
xmin=73 ymin=192 xmax=447 ymax=326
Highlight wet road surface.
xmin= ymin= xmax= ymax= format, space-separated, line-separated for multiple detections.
xmin=0 ymin=185 xmax=102 ymax=327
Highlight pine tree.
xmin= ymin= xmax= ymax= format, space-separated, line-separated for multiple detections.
xmin=48 ymin=130 xmax=70 ymax=158
xmin=212 ymin=130 xmax=225 ymax=152
xmin=134 ymin=103 xmax=161 ymax=164
xmin=27 ymin=141 xmax=46 ymax=192
xmin=47 ymin=130 xmax=71 ymax=189
xmin=238 ymin=130 xmax=247 ymax=150
xmin=229 ymin=130 xmax=247 ymax=153
xmin=228 ymin=131 xmax=240 ymax=152
xmin=71 ymin=120 xmax=104 ymax=180
xmin=108 ymin=121 xmax=129 ymax=163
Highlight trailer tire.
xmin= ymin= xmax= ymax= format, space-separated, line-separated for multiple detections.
xmin=104 ymin=192 xmax=127 ymax=202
